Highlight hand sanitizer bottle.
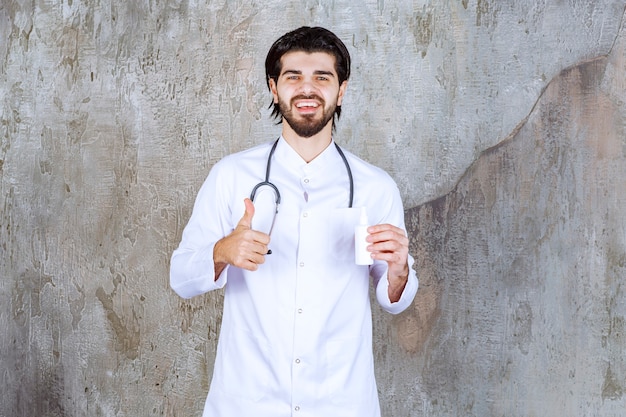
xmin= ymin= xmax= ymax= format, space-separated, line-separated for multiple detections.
xmin=355 ymin=207 xmax=373 ymax=265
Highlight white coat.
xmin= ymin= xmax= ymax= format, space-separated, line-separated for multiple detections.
xmin=171 ymin=137 xmax=418 ymax=417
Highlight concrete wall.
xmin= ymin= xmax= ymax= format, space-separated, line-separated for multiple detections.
xmin=1 ymin=1 xmax=625 ymax=416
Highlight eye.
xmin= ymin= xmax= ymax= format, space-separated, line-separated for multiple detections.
xmin=283 ymin=73 xmax=301 ymax=81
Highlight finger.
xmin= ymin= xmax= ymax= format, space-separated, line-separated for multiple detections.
xmin=237 ymin=198 xmax=256 ymax=229
xmin=369 ymin=240 xmax=407 ymax=256
xmin=235 ymin=234 xmax=269 ymax=255
xmin=231 ymin=246 xmax=267 ymax=270
xmin=368 ymin=230 xmax=408 ymax=254
xmin=372 ymin=242 xmax=408 ymax=265
xmin=245 ymin=228 xmax=271 ymax=246
xmin=250 ymin=240 xmax=270 ymax=256
xmin=368 ymin=230 xmax=408 ymax=247
xmin=371 ymin=250 xmax=406 ymax=265
xmin=239 ymin=259 xmax=261 ymax=271
xmin=367 ymin=223 xmax=404 ymax=235
xmin=237 ymin=257 xmax=265 ymax=271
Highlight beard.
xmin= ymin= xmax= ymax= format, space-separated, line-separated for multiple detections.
xmin=277 ymin=94 xmax=337 ymax=138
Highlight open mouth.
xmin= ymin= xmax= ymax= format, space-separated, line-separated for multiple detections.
xmin=294 ymin=99 xmax=321 ymax=114
xmin=291 ymin=95 xmax=324 ymax=114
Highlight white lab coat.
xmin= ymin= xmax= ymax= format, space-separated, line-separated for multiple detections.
xmin=170 ymin=137 xmax=418 ymax=417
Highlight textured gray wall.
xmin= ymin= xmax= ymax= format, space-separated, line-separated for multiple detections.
xmin=1 ymin=1 xmax=625 ymax=416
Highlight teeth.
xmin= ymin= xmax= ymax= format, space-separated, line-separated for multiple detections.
xmin=296 ymin=102 xmax=318 ymax=108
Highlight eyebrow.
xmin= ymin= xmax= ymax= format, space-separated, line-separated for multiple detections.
xmin=281 ymin=69 xmax=336 ymax=77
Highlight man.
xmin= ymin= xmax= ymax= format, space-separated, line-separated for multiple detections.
xmin=170 ymin=26 xmax=418 ymax=417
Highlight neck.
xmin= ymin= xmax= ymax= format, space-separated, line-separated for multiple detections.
xmin=281 ymin=121 xmax=334 ymax=163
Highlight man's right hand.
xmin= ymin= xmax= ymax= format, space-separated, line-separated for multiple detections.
xmin=213 ymin=198 xmax=271 ymax=276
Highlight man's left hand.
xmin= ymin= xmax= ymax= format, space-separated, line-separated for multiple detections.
xmin=366 ymin=224 xmax=410 ymax=303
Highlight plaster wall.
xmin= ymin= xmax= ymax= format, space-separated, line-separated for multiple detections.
xmin=1 ymin=1 xmax=625 ymax=416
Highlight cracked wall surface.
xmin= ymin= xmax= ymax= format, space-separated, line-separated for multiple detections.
xmin=396 ymin=51 xmax=626 ymax=416
xmin=1 ymin=1 xmax=625 ymax=416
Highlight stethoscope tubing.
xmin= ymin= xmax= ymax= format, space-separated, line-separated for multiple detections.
xmin=249 ymin=138 xmax=354 ymax=209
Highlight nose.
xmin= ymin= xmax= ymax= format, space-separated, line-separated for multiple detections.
xmin=299 ymin=83 xmax=313 ymax=96
xmin=298 ymin=77 xmax=316 ymax=96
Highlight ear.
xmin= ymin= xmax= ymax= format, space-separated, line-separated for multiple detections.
xmin=337 ymin=80 xmax=348 ymax=106
xmin=269 ymin=78 xmax=279 ymax=104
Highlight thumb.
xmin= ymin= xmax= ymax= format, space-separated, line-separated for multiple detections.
xmin=237 ymin=198 xmax=255 ymax=229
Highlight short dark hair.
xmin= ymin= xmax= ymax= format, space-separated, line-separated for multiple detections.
xmin=265 ymin=26 xmax=351 ymax=121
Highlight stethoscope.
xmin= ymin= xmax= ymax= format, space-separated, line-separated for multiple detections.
xmin=249 ymin=138 xmax=354 ymax=252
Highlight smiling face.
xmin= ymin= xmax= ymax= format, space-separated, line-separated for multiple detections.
xmin=269 ymin=51 xmax=347 ymax=139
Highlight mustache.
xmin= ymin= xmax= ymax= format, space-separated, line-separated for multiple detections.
xmin=291 ymin=94 xmax=325 ymax=105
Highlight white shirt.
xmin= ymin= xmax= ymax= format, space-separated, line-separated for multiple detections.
xmin=170 ymin=137 xmax=418 ymax=417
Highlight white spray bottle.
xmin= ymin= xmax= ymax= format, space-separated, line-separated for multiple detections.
xmin=355 ymin=207 xmax=373 ymax=265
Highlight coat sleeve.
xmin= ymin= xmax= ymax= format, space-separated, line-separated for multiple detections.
xmin=170 ymin=159 xmax=234 ymax=299
xmin=373 ymin=256 xmax=418 ymax=314
xmin=370 ymin=178 xmax=419 ymax=314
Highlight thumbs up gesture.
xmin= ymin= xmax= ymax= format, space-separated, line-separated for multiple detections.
xmin=213 ymin=198 xmax=271 ymax=272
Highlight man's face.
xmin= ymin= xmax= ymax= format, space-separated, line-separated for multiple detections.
xmin=270 ymin=51 xmax=347 ymax=138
